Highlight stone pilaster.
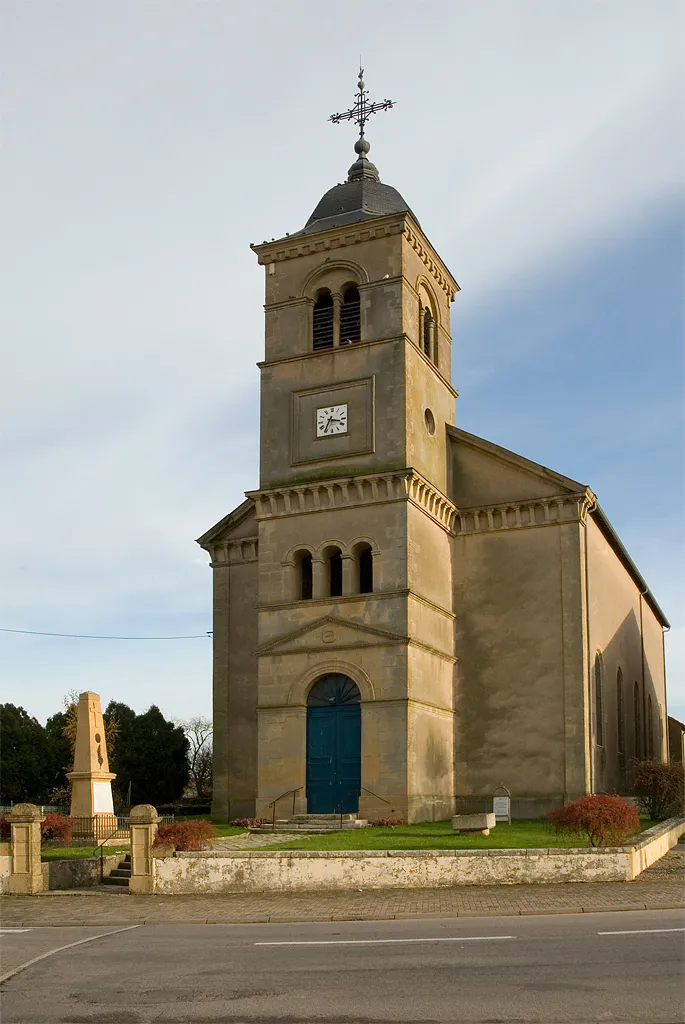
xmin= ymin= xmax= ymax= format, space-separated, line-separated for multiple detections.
xmin=129 ymin=804 xmax=159 ymax=894
xmin=8 ymin=803 xmax=45 ymax=894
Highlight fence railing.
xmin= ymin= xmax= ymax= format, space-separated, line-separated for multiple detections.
xmin=42 ymin=813 xmax=174 ymax=846
xmin=0 ymin=804 xmax=68 ymax=816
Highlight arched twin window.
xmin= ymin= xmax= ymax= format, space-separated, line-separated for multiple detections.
xmin=312 ymin=286 xmax=360 ymax=350
xmin=594 ymin=653 xmax=604 ymax=747
xmin=292 ymin=543 xmax=374 ymax=600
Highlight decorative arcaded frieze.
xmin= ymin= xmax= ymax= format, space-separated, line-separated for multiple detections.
xmin=403 ymin=225 xmax=458 ymax=301
xmin=247 ymin=470 xmax=457 ymax=533
xmin=453 ymin=492 xmax=593 ymax=537
xmin=204 ymin=536 xmax=259 ymax=566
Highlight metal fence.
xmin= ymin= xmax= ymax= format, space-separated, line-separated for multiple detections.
xmin=0 ymin=804 xmax=68 ymax=816
xmin=43 ymin=813 xmax=175 ymax=846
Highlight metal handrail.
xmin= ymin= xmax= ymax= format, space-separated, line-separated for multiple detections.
xmin=269 ymin=786 xmax=303 ymax=827
xmin=96 ymin=823 xmax=129 ymax=883
xmin=360 ymin=786 xmax=391 ymax=806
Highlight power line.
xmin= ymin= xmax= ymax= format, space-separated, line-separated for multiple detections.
xmin=0 ymin=627 xmax=212 ymax=640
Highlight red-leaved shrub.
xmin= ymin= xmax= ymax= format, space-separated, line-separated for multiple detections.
xmin=40 ymin=813 xmax=73 ymax=845
xmin=634 ymin=761 xmax=685 ymax=821
xmin=156 ymin=819 xmax=216 ymax=851
xmin=371 ymin=818 xmax=405 ymax=827
xmin=0 ymin=816 xmax=10 ymax=841
xmin=547 ymin=795 xmax=640 ymax=847
xmin=229 ymin=818 xmax=270 ymax=829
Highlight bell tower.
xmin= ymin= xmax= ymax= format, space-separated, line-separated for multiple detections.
xmin=202 ymin=72 xmax=460 ymax=824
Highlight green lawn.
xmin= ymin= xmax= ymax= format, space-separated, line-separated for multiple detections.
xmin=255 ymin=818 xmax=655 ymax=852
xmin=41 ymin=845 xmax=129 ymax=861
xmin=213 ymin=824 xmax=249 ymax=838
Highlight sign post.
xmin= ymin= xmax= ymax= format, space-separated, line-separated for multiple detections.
xmin=493 ymin=784 xmax=511 ymax=824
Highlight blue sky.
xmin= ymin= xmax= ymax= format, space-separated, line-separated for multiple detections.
xmin=1 ymin=1 xmax=683 ymax=726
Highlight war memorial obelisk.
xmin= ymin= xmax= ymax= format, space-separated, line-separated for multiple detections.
xmin=67 ymin=691 xmax=117 ymax=834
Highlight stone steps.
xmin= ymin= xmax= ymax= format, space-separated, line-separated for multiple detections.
xmin=103 ymin=853 xmax=131 ymax=886
xmin=254 ymin=813 xmax=369 ymax=834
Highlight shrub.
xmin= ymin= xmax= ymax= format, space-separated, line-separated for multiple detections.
xmin=0 ymin=816 xmax=10 ymax=841
xmin=634 ymin=761 xmax=685 ymax=821
xmin=156 ymin=819 xmax=216 ymax=851
xmin=547 ymin=794 xmax=640 ymax=847
xmin=40 ymin=813 xmax=73 ymax=844
xmin=371 ymin=818 xmax=405 ymax=827
xmin=229 ymin=817 xmax=270 ymax=829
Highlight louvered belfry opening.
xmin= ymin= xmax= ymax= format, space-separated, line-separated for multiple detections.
xmin=297 ymin=552 xmax=313 ymax=600
xmin=313 ymin=291 xmax=334 ymax=349
xmin=340 ymin=286 xmax=361 ymax=345
xmin=328 ymin=548 xmax=343 ymax=597
xmin=423 ymin=307 xmax=433 ymax=357
xmin=357 ymin=544 xmax=373 ymax=594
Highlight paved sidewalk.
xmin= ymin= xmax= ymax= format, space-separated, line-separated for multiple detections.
xmin=1 ymin=849 xmax=683 ymax=926
xmin=212 ymin=831 xmax=316 ymax=851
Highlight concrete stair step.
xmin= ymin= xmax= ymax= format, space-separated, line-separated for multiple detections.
xmin=103 ymin=874 xmax=129 ymax=885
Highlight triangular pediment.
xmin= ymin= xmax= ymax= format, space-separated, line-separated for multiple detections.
xmin=447 ymin=426 xmax=589 ymax=508
xmin=258 ymin=615 xmax=408 ymax=656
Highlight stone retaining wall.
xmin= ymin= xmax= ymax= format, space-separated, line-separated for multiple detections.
xmin=0 ymin=842 xmax=10 ymax=894
xmin=152 ymin=816 xmax=685 ymax=894
xmin=41 ymin=853 xmax=123 ymax=890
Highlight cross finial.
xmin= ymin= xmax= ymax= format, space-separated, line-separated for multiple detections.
xmin=329 ymin=67 xmax=394 ymax=141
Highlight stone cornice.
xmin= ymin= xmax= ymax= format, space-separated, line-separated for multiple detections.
xmin=251 ymin=216 xmax=405 ymax=265
xmin=205 ymin=535 xmax=259 ymax=567
xmin=403 ymin=222 xmax=459 ymax=301
xmin=454 ymin=492 xmax=594 ymax=537
xmin=246 ymin=469 xmax=457 ymax=534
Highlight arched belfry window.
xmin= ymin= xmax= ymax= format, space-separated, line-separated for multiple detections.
xmin=295 ymin=550 xmax=313 ymax=600
xmin=340 ymin=286 xmax=361 ymax=345
xmin=353 ymin=543 xmax=373 ymax=594
xmin=594 ymin=653 xmax=604 ymax=746
xmin=307 ymin=674 xmax=361 ymax=706
xmin=422 ymin=307 xmax=434 ymax=358
xmin=324 ymin=547 xmax=343 ymax=598
xmin=313 ymin=291 xmax=334 ymax=350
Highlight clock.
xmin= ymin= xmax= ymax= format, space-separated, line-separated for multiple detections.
xmin=316 ymin=404 xmax=348 ymax=437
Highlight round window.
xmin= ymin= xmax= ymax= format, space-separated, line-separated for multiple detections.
xmin=424 ymin=408 xmax=436 ymax=435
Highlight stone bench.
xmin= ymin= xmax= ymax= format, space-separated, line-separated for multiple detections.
xmin=452 ymin=813 xmax=496 ymax=836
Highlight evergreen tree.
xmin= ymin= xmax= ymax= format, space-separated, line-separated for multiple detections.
xmin=0 ymin=704 xmax=49 ymax=803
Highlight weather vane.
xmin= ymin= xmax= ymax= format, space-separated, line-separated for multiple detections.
xmin=329 ymin=67 xmax=394 ymax=140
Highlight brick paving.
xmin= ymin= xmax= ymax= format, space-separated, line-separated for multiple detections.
xmin=1 ymin=848 xmax=683 ymax=927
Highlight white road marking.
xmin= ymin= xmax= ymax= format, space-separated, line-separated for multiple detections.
xmin=255 ymin=935 xmax=516 ymax=946
xmin=0 ymin=925 xmax=139 ymax=985
xmin=597 ymin=928 xmax=685 ymax=936
xmin=0 ymin=930 xmax=32 ymax=934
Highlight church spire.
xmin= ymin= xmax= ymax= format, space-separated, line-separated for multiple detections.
xmin=328 ymin=67 xmax=394 ymax=183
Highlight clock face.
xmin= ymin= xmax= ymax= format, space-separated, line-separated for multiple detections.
xmin=316 ymin=404 xmax=348 ymax=437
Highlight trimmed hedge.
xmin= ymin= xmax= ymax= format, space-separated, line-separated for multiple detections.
xmin=547 ymin=794 xmax=640 ymax=847
xmin=156 ymin=819 xmax=216 ymax=851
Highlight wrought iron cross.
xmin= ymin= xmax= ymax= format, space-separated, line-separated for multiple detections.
xmin=329 ymin=68 xmax=394 ymax=138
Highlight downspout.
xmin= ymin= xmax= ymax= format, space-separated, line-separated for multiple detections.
xmin=662 ymin=624 xmax=670 ymax=760
xmin=583 ymin=498 xmax=597 ymax=794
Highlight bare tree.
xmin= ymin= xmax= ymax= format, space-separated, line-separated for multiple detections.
xmin=181 ymin=716 xmax=213 ymax=799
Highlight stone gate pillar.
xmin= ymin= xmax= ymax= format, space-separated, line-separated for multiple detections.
xmin=129 ymin=804 xmax=159 ymax=894
xmin=8 ymin=803 xmax=45 ymax=894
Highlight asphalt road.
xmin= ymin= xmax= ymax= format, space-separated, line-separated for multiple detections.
xmin=1 ymin=909 xmax=684 ymax=1023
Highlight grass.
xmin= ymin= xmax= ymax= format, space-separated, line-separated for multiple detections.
xmin=255 ymin=818 xmax=657 ymax=852
xmin=41 ymin=845 xmax=129 ymax=861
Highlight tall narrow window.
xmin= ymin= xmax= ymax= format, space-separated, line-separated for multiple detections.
xmin=647 ymin=695 xmax=654 ymax=758
xmin=594 ymin=653 xmax=604 ymax=746
xmin=616 ymin=668 xmax=625 ymax=765
xmin=295 ymin=551 xmax=313 ymax=600
xmin=634 ymin=682 xmax=641 ymax=759
xmin=357 ymin=545 xmax=373 ymax=594
xmin=422 ymin=307 xmax=433 ymax=359
xmin=327 ymin=548 xmax=343 ymax=597
xmin=313 ymin=291 xmax=334 ymax=350
xmin=339 ymin=286 xmax=361 ymax=345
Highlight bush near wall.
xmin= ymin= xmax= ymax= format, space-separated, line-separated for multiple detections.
xmin=229 ymin=818 xmax=270 ymax=829
xmin=156 ymin=819 xmax=216 ymax=851
xmin=40 ymin=813 xmax=73 ymax=844
xmin=634 ymin=761 xmax=685 ymax=821
xmin=547 ymin=795 xmax=640 ymax=847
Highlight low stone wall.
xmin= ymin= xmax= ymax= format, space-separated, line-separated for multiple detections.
xmin=0 ymin=842 xmax=10 ymax=894
xmin=41 ymin=853 xmax=123 ymax=891
xmin=152 ymin=817 xmax=685 ymax=894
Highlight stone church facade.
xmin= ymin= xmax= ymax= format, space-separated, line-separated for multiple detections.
xmin=198 ymin=136 xmax=670 ymax=824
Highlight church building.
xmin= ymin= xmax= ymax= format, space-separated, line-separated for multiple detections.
xmin=198 ymin=78 xmax=670 ymax=823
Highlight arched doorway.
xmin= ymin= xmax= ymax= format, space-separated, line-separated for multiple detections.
xmin=306 ymin=674 xmax=361 ymax=813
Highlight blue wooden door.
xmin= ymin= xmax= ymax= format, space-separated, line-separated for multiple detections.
xmin=306 ymin=674 xmax=361 ymax=814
